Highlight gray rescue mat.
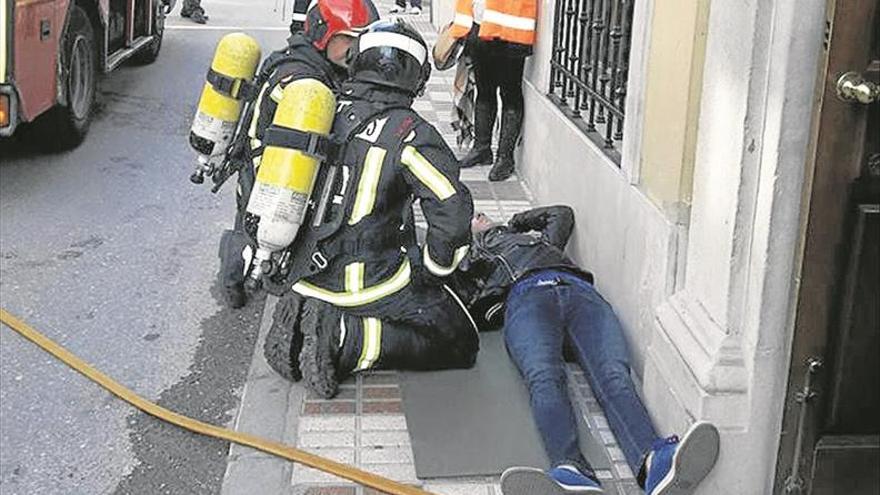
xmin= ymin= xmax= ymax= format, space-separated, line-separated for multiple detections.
xmin=400 ymin=332 xmax=612 ymax=478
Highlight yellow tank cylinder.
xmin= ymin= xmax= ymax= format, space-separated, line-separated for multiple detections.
xmin=246 ymin=78 xmax=337 ymax=274
xmin=189 ymin=33 xmax=261 ymax=160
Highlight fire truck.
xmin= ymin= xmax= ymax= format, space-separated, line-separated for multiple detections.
xmin=0 ymin=0 xmax=170 ymax=147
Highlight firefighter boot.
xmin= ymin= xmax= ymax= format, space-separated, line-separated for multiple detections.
xmin=489 ymin=108 xmax=523 ymax=182
xmin=460 ymin=101 xmax=496 ymax=168
xmin=218 ymin=229 xmax=250 ymax=309
xmin=299 ymin=299 xmax=343 ymax=399
xmin=263 ymin=292 xmax=305 ymax=382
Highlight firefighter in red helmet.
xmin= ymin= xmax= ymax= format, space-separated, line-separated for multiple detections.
xmin=218 ymin=0 xmax=380 ymax=311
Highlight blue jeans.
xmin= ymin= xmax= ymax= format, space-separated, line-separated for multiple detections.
xmin=504 ymin=270 xmax=658 ymax=475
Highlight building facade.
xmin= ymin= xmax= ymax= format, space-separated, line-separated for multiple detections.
xmin=432 ymin=0 xmax=878 ymax=493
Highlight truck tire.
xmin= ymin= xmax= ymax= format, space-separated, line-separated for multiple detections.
xmin=263 ymin=292 xmax=305 ymax=382
xmin=132 ymin=1 xmax=165 ymax=65
xmin=46 ymin=6 xmax=96 ymax=149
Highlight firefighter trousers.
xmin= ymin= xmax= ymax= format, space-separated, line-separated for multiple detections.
xmin=217 ymin=164 xmax=256 ymax=294
xmin=318 ymin=282 xmax=480 ymax=378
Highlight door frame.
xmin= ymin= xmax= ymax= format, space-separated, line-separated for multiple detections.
xmin=774 ymin=0 xmax=879 ymax=492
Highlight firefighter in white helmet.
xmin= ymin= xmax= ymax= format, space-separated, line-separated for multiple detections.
xmin=281 ymin=19 xmax=479 ymax=399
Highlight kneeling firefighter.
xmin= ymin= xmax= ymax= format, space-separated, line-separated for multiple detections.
xmin=283 ymin=19 xmax=479 ymax=399
xmin=216 ymin=0 xmax=380 ymax=309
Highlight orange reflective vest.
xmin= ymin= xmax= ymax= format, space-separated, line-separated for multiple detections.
xmin=449 ymin=0 xmax=538 ymax=46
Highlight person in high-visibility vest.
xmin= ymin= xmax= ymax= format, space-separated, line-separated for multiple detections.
xmin=450 ymin=0 xmax=536 ymax=181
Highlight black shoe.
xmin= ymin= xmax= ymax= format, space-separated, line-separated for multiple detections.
xmin=460 ymin=146 xmax=493 ymax=168
xmin=183 ymin=7 xmax=208 ymax=23
xmin=489 ymin=108 xmax=522 ymax=182
xmin=489 ymin=154 xmax=515 ymax=181
xmin=299 ymin=299 xmax=341 ymax=399
xmin=263 ymin=292 xmax=305 ymax=382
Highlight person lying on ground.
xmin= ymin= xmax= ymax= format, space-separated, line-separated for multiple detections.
xmin=460 ymin=205 xmax=721 ymax=495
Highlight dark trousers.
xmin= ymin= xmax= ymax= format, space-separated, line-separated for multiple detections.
xmin=504 ymin=270 xmax=658 ymax=475
xmin=335 ymin=282 xmax=479 ymax=375
xmin=470 ymin=37 xmax=526 ymax=114
xmin=217 ymin=162 xmax=256 ymax=291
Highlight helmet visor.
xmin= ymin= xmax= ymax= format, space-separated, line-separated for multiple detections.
xmin=357 ymin=31 xmax=428 ymax=66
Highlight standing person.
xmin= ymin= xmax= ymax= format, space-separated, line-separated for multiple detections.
xmin=218 ymin=0 xmax=380 ymax=309
xmin=180 ymin=0 xmax=208 ymax=24
xmin=462 ymin=206 xmax=721 ymax=494
xmin=287 ymin=19 xmax=479 ymax=399
xmin=449 ymin=0 xmax=534 ymax=181
xmin=389 ymin=0 xmax=422 ymax=15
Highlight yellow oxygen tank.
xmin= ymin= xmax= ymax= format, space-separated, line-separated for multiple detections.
xmin=244 ymin=78 xmax=337 ymax=285
xmin=189 ymin=32 xmax=261 ymax=184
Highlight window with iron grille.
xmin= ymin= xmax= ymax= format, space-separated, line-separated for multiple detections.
xmin=549 ymin=0 xmax=634 ymax=165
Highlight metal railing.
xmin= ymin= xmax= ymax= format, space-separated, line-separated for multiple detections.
xmin=548 ymin=0 xmax=634 ymax=165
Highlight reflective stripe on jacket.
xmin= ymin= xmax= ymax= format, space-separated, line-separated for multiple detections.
xmin=291 ymin=82 xmax=474 ymax=308
xmin=450 ymin=0 xmax=537 ymax=46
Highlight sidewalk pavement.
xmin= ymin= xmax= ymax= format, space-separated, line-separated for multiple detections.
xmin=219 ymin=6 xmax=642 ymax=495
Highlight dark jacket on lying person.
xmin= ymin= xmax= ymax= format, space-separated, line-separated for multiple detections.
xmin=457 ymin=205 xmax=594 ymax=328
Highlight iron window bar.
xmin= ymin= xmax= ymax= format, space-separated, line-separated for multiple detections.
xmin=549 ymin=0 xmax=633 ymax=166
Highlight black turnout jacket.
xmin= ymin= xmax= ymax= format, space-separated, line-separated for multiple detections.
xmin=458 ymin=205 xmax=593 ymax=328
xmin=289 ymin=81 xmax=474 ymax=308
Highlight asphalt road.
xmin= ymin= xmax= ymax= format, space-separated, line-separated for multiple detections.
xmin=0 ymin=3 xmax=290 ymax=493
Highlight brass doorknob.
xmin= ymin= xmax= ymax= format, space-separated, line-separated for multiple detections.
xmin=836 ymin=72 xmax=879 ymax=104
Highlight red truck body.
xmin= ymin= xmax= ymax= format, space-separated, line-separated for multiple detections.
xmin=1 ymin=0 xmax=165 ymax=139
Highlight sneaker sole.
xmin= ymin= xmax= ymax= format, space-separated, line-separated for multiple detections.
xmin=501 ymin=467 xmax=604 ymax=495
xmin=653 ymin=422 xmax=720 ymax=495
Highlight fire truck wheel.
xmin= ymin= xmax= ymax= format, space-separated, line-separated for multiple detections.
xmin=48 ymin=6 xmax=96 ymax=149
xmin=132 ymin=0 xmax=165 ymax=65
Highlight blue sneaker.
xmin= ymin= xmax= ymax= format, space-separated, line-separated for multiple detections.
xmin=501 ymin=465 xmax=604 ymax=494
xmin=645 ymin=422 xmax=720 ymax=495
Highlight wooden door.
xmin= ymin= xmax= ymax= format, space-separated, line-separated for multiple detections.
xmin=774 ymin=0 xmax=880 ymax=494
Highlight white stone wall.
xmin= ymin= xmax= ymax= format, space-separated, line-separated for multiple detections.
xmin=518 ymin=0 xmax=663 ymax=378
xmin=515 ymin=0 xmax=828 ymax=494
xmin=518 ymin=83 xmax=676 ymax=376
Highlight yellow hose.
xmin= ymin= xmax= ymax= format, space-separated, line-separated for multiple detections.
xmin=0 ymin=308 xmax=436 ymax=495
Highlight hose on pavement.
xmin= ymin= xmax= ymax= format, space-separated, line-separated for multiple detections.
xmin=0 ymin=308 xmax=435 ymax=495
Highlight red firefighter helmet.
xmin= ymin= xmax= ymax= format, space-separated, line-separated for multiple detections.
xmin=304 ymin=0 xmax=380 ymax=51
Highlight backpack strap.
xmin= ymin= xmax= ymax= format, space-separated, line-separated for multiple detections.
xmin=279 ymin=102 xmax=412 ymax=285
